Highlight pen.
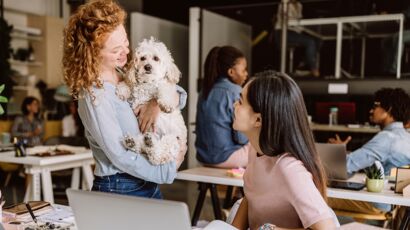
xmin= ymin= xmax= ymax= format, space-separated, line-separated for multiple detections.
xmin=25 ymin=203 xmax=38 ymax=224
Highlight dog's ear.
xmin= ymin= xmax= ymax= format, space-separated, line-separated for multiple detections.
xmin=126 ymin=54 xmax=139 ymax=85
xmin=166 ymin=62 xmax=181 ymax=84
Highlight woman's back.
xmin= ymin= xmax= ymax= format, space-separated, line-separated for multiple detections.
xmin=195 ymin=77 xmax=248 ymax=164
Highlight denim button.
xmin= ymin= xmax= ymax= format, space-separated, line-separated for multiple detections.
xmin=116 ymin=179 xmax=119 ymax=182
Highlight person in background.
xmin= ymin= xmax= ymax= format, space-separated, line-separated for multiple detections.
xmin=195 ymin=46 xmax=251 ymax=169
xmin=232 ymin=71 xmax=338 ymax=230
xmin=62 ymin=0 xmax=186 ymax=199
xmin=381 ymin=5 xmax=410 ymax=75
xmin=274 ymin=0 xmax=321 ymax=77
xmin=62 ymin=101 xmax=84 ymax=137
xmin=11 ymin=96 xmax=44 ymax=146
xmin=328 ymin=88 xmax=410 ymax=214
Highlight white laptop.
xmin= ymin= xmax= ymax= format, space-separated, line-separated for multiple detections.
xmin=67 ymin=189 xmax=191 ymax=230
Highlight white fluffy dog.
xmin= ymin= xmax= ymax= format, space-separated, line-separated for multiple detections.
xmin=116 ymin=37 xmax=187 ymax=165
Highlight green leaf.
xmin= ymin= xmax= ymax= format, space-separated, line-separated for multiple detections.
xmin=0 ymin=105 xmax=4 ymax=115
xmin=0 ymin=84 xmax=4 ymax=94
xmin=0 ymin=96 xmax=8 ymax=103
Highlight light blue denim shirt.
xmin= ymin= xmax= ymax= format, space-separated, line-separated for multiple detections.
xmin=78 ymin=82 xmax=187 ymax=184
xmin=195 ymin=77 xmax=248 ymax=164
xmin=347 ymin=122 xmax=410 ymax=175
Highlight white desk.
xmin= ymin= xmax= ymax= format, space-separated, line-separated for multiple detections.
xmin=329 ymin=173 xmax=410 ymax=207
xmin=0 ymin=146 xmax=94 ymax=203
xmin=178 ymin=167 xmax=410 ymax=225
xmin=311 ymin=123 xmax=380 ymax=134
xmin=288 ymin=14 xmax=405 ymax=79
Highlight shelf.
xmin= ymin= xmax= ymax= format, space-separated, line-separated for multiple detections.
xmin=11 ymin=33 xmax=43 ymax=41
xmin=13 ymin=86 xmax=31 ymax=90
xmin=9 ymin=59 xmax=43 ymax=67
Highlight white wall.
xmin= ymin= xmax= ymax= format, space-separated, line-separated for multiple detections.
xmin=4 ymin=0 xmax=61 ymax=16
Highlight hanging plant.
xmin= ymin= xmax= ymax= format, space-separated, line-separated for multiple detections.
xmin=0 ymin=16 xmax=14 ymax=115
xmin=0 ymin=84 xmax=8 ymax=115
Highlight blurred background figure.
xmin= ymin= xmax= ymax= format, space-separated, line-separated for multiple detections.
xmin=62 ymin=101 xmax=84 ymax=137
xmin=273 ymin=0 xmax=321 ymax=77
xmin=196 ymin=46 xmax=250 ymax=169
xmin=11 ymin=96 xmax=44 ymax=146
xmin=381 ymin=5 xmax=410 ymax=75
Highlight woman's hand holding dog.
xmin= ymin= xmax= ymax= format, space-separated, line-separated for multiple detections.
xmin=134 ymin=99 xmax=160 ymax=133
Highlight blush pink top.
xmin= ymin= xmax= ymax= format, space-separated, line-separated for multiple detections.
xmin=244 ymin=151 xmax=333 ymax=230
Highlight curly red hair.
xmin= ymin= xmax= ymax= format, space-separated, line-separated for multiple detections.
xmin=62 ymin=0 xmax=126 ymax=98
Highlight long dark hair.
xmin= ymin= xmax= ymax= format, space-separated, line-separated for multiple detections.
xmin=202 ymin=46 xmax=245 ymax=99
xmin=21 ymin=96 xmax=40 ymax=117
xmin=247 ymin=70 xmax=327 ymax=199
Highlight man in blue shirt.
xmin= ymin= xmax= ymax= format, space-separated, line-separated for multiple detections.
xmin=328 ymin=88 xmax=410 ymax=214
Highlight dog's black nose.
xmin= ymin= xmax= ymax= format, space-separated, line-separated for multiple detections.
xmin=144 ymin=64 xmax=152 ymax=72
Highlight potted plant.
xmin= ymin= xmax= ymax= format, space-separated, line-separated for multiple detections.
xmin=365 ymin=163 xmax=385 ymax=193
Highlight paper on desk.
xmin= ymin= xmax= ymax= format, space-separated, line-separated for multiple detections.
xmin=27 ymin=145 xmax=88 ymax=155
xmin=37 ymin=204 xmax=74 ymax=224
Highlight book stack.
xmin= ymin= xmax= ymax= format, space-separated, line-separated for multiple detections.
xmin=3 ymin=201 xmax=53 ymax=222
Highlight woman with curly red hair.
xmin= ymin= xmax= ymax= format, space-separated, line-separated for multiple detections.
xmin=62 ymin=0 xmax=187 ymax=198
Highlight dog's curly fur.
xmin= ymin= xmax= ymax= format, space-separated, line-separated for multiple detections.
xmin=116 ymin=37 xmax=187 ymax=165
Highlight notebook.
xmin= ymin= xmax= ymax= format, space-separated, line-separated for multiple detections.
xmin=394 ymin=167 xmax=410 ymax=193
xmin=67 ymin=189 xmax=191 ymax=230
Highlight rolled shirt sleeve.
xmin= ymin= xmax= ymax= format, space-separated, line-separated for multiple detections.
xmin=176 ymin=85 xmax=187 ymax=110
xmin=346 ymin=131 xmax=391 ymax=174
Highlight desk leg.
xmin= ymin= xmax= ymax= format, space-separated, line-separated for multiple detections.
xmin=210 ymin=184 xmax=223 ymax=220
xmin=81 ymin=164 xmax=94 ymax=190
xmin=41 ymin=169 xmax=54 ymax=203
xmin=24 ymin=174 xmax=32 ymax=202
xmin=399 ymin=207 xmax=410 ymax=230
xmin=360 ymin=36 xmax=366 ymax=79
xmin=223 ymin=186 xmax=234 ymax=209
xmin=71 ymin=168 xmax=80 ymax=189
xmin=191 ymin=182 xmax=208 ymax=226
xmin=24 ymin=173 xmax=41 ymax=202
xmin=335 ymin=21 xmax=343 ymax=79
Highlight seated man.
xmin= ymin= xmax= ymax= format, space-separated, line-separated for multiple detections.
xmin=328 ymin=88 xmax=410 ymax=214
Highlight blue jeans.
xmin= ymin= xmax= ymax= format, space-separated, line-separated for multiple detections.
xmin=92 ymin=173 xmax=162 ymax=199
xmin=275 ymin=30 xmax=320 ymax=70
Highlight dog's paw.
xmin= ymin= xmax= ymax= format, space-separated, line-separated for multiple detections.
xmin=116 ymin=84 xmax=131 ymax=101
xmin=123 ymin=135 xmax=137 ymax=151
xmin=144 ymin=133 xmax=158 ymax=147
xmin=158 ymin=101 xmax=174 ymax=113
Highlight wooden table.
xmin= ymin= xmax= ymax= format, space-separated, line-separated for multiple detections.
xmin=0 ymin=146 xmax=94 ymax=203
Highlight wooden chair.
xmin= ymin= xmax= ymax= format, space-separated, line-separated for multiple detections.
xmin=334 ymin=209 xmax=392 ymax=225
xmin=0 ymin=163 xmax=21 ymax=187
